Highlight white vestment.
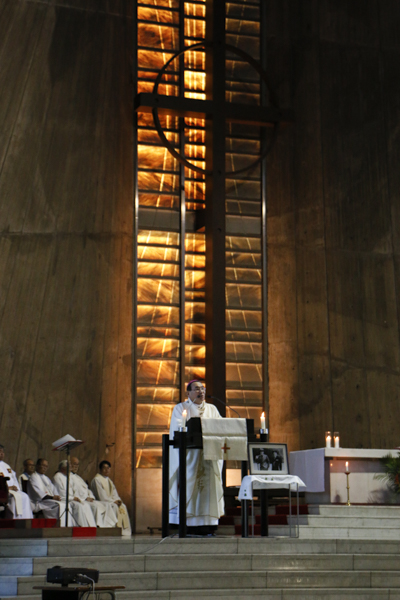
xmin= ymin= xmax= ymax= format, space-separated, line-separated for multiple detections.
xmin=169 ymin=400 xmax=224 ymax=527
xmin=27 ymin=472 xmax=76 ymax=526
xmin=90 ymin=474 xmax=131 ymax=536
xmin=0 ymin=461 xmax=33 ymax=519
xmin=53 ymin=472 xmax=96 ymax=528
xmin=71 ymin=472 xmax=118 ymax=527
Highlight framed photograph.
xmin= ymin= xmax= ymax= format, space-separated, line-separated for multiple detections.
xmin=248 ymin=443 xmax=289 ymax=475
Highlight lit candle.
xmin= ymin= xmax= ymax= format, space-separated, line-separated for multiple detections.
xmin=325 ymin=434 xmax=331 ymax=448
xmin=260 ymin=412 xmax=265 ymax=430
xmin=182 ymin=409 xmax=187 ymax=428
xmin=345 ymin=461 xmax=350 ymax=473
xmin=334 ymin=433 xmax=340 ymax=448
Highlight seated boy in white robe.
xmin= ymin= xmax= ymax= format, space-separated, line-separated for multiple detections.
xmin=70 ymin=457 xmax=118 ymax=528
xmin=91 ymin=460 xmax=131 ymax=536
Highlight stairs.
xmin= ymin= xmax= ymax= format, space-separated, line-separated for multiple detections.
xmin=2 ymin=525 xmax=400 ymax=600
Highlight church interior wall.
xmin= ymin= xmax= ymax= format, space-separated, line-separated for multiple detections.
xmin=1 ymin=0 xmax=400 ymax=529
xmin=0 ymin=0 xmax=134 ymax=509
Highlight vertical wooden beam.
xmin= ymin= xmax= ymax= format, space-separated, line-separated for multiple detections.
xmin=260 ymin=0 xmax=269 ymax=432
xmin=205 ymin=0 xmax=226 ymax=412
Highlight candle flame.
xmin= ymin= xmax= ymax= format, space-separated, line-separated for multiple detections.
xmin=261 ymin=412 xmax=265 ymax=418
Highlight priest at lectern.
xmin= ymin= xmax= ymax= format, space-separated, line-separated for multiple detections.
xmin=169 ymin=380 xmax=225 ymax=535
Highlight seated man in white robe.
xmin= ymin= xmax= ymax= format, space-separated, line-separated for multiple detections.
xmin=91 ymin=461 xmax=131 ymax=536
xmin=18 ymin=459 xmax=36 ymax=493
xmin=53 ymin=460 xmax=96 ymax=528
xmin=0 ymin=445 xmax=33 ymax=519
xmin=27 ymin=458 xmax=76 ymax=526
xmin=70 ymin=457 xmax=118 ymax=528
xmin=169 ymin=380 xmax=224 ymax=535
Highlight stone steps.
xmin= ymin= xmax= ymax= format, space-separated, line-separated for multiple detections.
xmin=2 ymin=535 xmax=400 ymax=600
xmin=308 ymin=505 xmax=400 ymax=517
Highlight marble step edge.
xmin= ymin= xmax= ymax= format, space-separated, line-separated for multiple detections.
xmin=294 ymin=515 xmax=400 ymax=526
xmin=3 ymin=588 xmax=400 ymax=600
xmin=4 ymin=537 xmax=400 ymax=556
xmin=15 ymin=569 xmax=400 ymax=583
xmin=308 ymin=506 xmax=400 ymax=515
xmin=25 ymin=553 xmax=400 ymax=574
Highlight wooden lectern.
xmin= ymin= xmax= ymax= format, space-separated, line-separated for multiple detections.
xmin=162 ymin=417 xmax=256 ymax=538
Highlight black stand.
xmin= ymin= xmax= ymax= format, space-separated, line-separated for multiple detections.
xmin=259 ymin=431 xmax=269 ymax=537
xmin=161 ymin=419 xmax=255 ymax=538
xmin=53 ymin=439 xmax=83 ymax=527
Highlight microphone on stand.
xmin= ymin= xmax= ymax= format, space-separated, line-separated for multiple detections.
xmin=207 ymin=395 xmax=241 ymax=418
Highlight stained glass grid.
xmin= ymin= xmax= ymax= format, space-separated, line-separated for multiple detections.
xmin=135 ymin=0 xmax=265 ymax=466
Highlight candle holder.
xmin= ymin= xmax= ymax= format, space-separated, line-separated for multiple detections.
xmin=345 ymin=471 xmax=351 ymax=506
xmin=334 ymin=432 xmax=340 ymax=448
xmin=325 ymin=431 xmax=332 ymax=448
xmin=178 ymin=426 xmax=187 ymax=432
xmin=259 ymin=428 xmax=268 ymax=435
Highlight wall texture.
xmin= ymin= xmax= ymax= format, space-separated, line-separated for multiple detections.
xmin=0 ymin=0 xmax=134 ymax=506
xmin=266 ymin=0 xmax=400 ymax=450
xmin=1 ymin=0 xmax=400 ymax=528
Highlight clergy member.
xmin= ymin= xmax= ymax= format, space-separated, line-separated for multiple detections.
xmin=0 ymin=445 xmax=33 ymax=519
xmin=53 ymin=460 xmax=96 ymax=528
xmin=27 ymin=458 xmax=77 ymax=526
xmin=18 ymin=459 xmax=36 ymax=493
xmin=90 ymin=461 xmax=132 ymax=536
xmin=169 ymin=380 xmax=224 ymax=535
xmin=70 ymin=457 xmax=118 ymax=528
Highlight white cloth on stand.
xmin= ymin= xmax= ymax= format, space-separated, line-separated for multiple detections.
xmin=169 ymin=399 xmax=224 ymax=527
xmin=238 ymin=475 xmax=306 ymax=500
xmin=53 ymin=472 xmax=96 ymax=527
xmin=27 ymin=472 xmax=76 ymax=526
xmin=90 ymin=474 xmax=131 ymax=536
xmin=71 ymin=473 xmax=118 ymax=528
xmin=201 ymin=417 xmax=247 ymax=461
xmin=0 ymin=460 xmax=33 ymax=519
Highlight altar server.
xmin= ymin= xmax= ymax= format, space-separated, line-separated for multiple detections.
xmin=0 ymin=445 xmax=33 ymax=519
xmin=70 ymin=457 xmax=118 ymax=528
xmin=90 ymin=461 xmax=131 ymax=536
xmin=169 ymin=380 xmax=224 ymax=534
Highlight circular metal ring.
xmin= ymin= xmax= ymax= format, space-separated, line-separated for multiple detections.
xmin=151 ymin=42 xmax=280 ymax=176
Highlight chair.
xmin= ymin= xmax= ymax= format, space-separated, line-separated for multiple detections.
xmin=0 ymin=475 xmax=10 ymax=518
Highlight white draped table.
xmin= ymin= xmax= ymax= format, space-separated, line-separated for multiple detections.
xmin=238 ymin=475 xmax=306 ymax=537
xmin=289 ymin=448 xmax=399 ymax=504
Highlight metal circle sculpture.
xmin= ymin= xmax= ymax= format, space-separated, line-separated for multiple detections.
xmin=152 ymin=41 xmax=280 ymax=176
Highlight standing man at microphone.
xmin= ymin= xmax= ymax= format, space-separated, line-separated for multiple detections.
xmin=169 ymin=380 xmax=224 ymax=535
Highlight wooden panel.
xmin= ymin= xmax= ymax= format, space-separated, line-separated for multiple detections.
xmin=379 ymin=1 xmax=400 ymax=49
xmin=0 ymin=1 xmax=133 ymax=508
xmin=326 ymin=251 xmax=365 ymax=366
xmin=331 ymin=361 xmax=370 ymax=449
xmin=367 ymin=371 xmax=400 ymax=448
xmin=47 ymin=0 xmax=133 ymax=17
xmin=381 ymin=48 xmax=400 ymax=255
xmin=319 ymin=0 xmax=379 ymax=47
xmin=361 ymin=254 xmax=400 ymax=371
xmin=298 ymin=354 xmax=332 ymax=449
xmin=321 ymin=43 xmax=391 ymax=253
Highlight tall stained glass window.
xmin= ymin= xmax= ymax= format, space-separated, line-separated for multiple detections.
xmin=134 ymin=0 xmax=267 ymax=474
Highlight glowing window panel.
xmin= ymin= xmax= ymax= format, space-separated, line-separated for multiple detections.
xmin=135 ymin=0 xmax=267 ymax=469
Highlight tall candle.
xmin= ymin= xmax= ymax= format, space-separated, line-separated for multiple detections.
xmin=182 ymin=409 xmax=187 ymax=428
xmin=260 ymin=412 xmax=265 ymax=430
xmin=345 ymin=461 xmax=350 ymax=473
xmin=326 ymin=434 xmax=331 ymax=448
